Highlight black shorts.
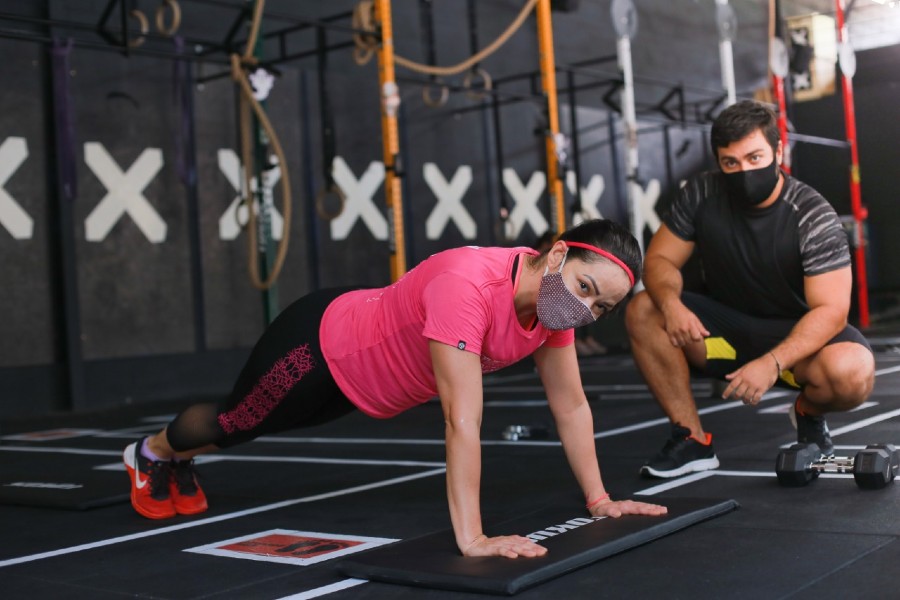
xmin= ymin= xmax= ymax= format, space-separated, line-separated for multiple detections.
xmin=681 ymin=291 xmax=872 ymax=389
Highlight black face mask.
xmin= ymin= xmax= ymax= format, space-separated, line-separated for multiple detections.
xmin=722 ymin=158 xmax=781 ymax=208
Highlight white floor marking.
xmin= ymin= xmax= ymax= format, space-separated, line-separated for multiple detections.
xmin=634 ymin=468 xmax=882 ymax=497
xmin=757 ymin=403 xmax=794 ymax=415
xmin=274 ymin=578 xmax=368 ymax=599
xmin=0 ymin=446 xmax=121 ymax=457
xmin=875 ymin=364 xmax=900 ymax=376
xmin=485 ymin=400 xmax=549 ymax=407
xmin=0 ymin=446 xmax=445 ymax=469
xmin=0 ymin=468 xmax=445 ymax=569
xmin=595 ymin=391 xmax=794 ymax=439
xmin=826 ymin=406 xmax=900 ymax=437
xmin=169 ymin=454 xmax=445 ymax=468
xmin=634 ymin=471 xmax=718 ymax=495
xmin=760 ymin=400 xmax=879 ymax=416
xmin=254 ymin=392 xmax=797 ymax=447
xmin=91 ymin=425 xmax=169 ymax=437
xmin=255 ymin=435 xmax=562 ymax=448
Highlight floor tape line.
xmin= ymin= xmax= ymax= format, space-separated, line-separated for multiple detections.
xmin=273 ymin=578 xmax=368 ymax=600
xmin=0 ymin=468 xmax=446 ymax=569
xmin=0 ymin=446 xmax=446 ymax=469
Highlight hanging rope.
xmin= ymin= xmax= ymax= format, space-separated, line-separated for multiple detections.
xmin=352 ymin=0 xmax=538 ymax=77
xmin=230 ymin=0 xmax=292 ymax=290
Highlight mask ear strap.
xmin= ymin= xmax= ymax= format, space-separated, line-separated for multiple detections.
xmin=558 ymin=250 xmax=568 ymax=273
xmin=543 ymin=249 xmax=568 ymax=276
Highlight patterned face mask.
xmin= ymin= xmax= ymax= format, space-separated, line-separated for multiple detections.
xmin=536 ymin=251 xmax=597 ymax=331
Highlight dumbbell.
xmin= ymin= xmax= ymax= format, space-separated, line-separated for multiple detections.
xmin=854 ymin=444 xmax=900 ymax=489
xmin=502 ymin=424 xmax=550 ymax=441
xmin=775 ymin=443 xmax=900 ymax=489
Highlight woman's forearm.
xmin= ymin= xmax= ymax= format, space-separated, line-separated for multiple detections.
xmin=445 ymin=419 xmax=485 ymax=552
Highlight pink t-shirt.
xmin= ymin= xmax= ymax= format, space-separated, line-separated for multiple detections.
xmin=319 ymin=246 xmax=574 ymax=418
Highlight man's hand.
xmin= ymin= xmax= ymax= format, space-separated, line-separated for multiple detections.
xmin=661 ymin=302 xmax=710 ymax=347
xmin=722 ymin=354 xmax=780 ymax=405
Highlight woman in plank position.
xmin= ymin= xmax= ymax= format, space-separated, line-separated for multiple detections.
xmin=124 ymin=218 xmax=667 ymax=558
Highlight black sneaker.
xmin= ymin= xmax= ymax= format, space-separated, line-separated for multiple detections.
xmin=640 ymin=424 xmax=720 ymax=478
xmin=790 ymin=404 xmax=834 ymax=457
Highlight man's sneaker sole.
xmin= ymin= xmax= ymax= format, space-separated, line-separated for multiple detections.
xmin=123 ymin=442 xmax=176 ymax=520
xmin=640 ymin=456 xmax=721 ymax=479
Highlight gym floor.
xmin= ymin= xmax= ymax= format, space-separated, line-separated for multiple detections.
xmin=2 ymin=333 xmax=900 ymax=599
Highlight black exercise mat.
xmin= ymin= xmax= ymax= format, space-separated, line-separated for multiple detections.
xmin=339 ymin=497 xmax=739 ymax=595
xmin=0 ymin=450 xmax=129 ymax=510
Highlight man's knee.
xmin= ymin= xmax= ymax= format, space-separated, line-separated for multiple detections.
xmin=625 ymin=291 xmax=659 ymax=336
xmin=819 ymin=344 xmax=875 ymax=408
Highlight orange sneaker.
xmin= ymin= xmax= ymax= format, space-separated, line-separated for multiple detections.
xmin=123 ymin=438 xmax=176 ymax=519
xmin=170 ymin=459 xmax=208 ymax=515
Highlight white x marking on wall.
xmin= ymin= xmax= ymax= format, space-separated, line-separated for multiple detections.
xmin=0 ymin=137 xmax=33 ymax=240
xmin=503 ymin=169 xmax=548 ymax=239
xmin=423 ymin=163 xmax=476 ymax=240
xmin=84 ymin=142 xmax=166 ymax=243
xmin=567 ymin=171 xmax=605 ymax=225
xmin=633 ymin=178 xmax=662 ymax=235
xmin=330 ymin=157 xmax=388 ymax=241
xmin=217 ymin=149 xmax=284 ymax=241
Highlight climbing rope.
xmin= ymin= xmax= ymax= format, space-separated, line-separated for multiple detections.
xmin=352 ymin=0 xmax=537 ymax=77
xmin=230 ymin=0 xmax=292 ymax=290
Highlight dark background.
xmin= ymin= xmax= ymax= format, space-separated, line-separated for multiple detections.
xmin=0 ymin=0 xmax=896 ymax=417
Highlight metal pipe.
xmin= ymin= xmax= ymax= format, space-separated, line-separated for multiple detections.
xmin=715 ymin=0 xmax=737 ymax=106
xmin=375 ymin=0 xmax=407 ymax=280
xmin=617 ymin=33 xmax=644 ymax=264
xmin=835 ymin=0 xmax=870 ymax=328
xmin=536 ymin=0 xmax=566 ymax=234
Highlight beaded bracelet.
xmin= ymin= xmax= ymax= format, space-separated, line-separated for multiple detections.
xmin=586 ymin=492 xmax=611 ymax=510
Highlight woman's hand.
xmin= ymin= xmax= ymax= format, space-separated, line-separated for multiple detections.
xmin=588 ymin=498 xmax=668 ymax=518
xmin=462 ymin=534 xmax=548 ymax=559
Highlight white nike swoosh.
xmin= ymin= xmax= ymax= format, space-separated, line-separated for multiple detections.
xmin=127 ymin=448 xmax=149 ymax=489
xmin=135 ymin=468 xmax=148 ymax=489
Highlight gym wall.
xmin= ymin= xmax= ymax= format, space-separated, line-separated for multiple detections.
xmin=791 ymin=43 xmax=900 ymax=298
xmin=0 ymin=0 xmax=841 ymax=418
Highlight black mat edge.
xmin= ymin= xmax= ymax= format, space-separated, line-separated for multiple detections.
xmin=339 ymin=497 xmax=740 ymax=595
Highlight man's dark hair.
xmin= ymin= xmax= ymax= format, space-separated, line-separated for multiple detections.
xmin=710 ymin=100 xmax=780 ymax=158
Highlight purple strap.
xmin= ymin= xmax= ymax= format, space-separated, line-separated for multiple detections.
xmin=172 ymin=36 xmax=196 ymax=187
xmin=51 ymin=38 xmax=77 ymax=202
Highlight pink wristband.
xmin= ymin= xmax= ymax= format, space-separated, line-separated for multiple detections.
xmin=586 ymin=492 xmax=611 ymax=509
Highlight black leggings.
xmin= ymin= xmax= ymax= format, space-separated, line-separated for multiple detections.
xmin=165 ymin=288 xmax=358 ymax=452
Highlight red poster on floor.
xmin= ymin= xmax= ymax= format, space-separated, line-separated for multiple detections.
xmin=184 ymin=529 xmax=396 ymax=566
